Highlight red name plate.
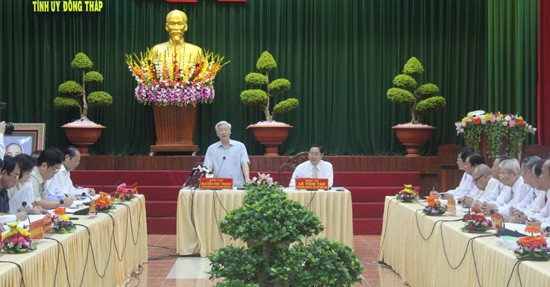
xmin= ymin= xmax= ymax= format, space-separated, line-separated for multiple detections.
xmin=42 ymin=215 xmax=52 ymax=234
xmin=30 ymin=218 xmax=45 ymax=240
xmin=199 ymin=178 xmax=233 ymax=190
xmin=295 ymin=178 xmax=329 ymax=190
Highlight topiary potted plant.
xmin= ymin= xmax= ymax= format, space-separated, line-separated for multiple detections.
xmin=208 ymin=174 xmax=364 ymax=287
xmin=53 ymin=52 xmax=113 ymax=155
xmin=386 ymin=57 xmax=446 ymax=156
xmin=241 ymin=51 xmax=299 ymax=156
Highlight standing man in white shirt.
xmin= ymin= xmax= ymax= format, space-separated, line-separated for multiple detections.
xmin=204 ymin=121 xmax=251 ymax=188
xmin=46 ymin=146 xmax=95 ymax=200
xmin=289 ymin=144 xmax=334 ymax=188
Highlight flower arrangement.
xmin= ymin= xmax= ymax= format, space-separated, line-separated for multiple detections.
xmin=1 ymin=221 xmax=36 ymax=254
xmin=395 ymin=184 xmax=418 ymax=202
xmin=115 ymin=182 xmax=138 ymax=201
xmin=126 ymin=51 xmax=228 ymax=106
xmin=462 ymin=208 xmax=492 ymax=233
xmin=422 ymin=194 xmax=447 ymax=216
xmin=247 ymin=173 xmax=279 ymax=187
xmin=95 ymin=192 xmax=115 ymax=212
xmin=514 ymin=226 xmax=550 ymax=261
xmin=386 ymin=57 xmax=446 ymax=124
xmin=455 ymin=112 xmax=537 ymax=161
xmin=51 ymin=207 xmax=76 ymax=234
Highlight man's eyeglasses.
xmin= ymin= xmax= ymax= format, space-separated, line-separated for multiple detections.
xmin=8 ymin=172 xmax=20 ymax=179
xmin=473 ymin=174 xmax=486 ymax=183
xmin=308 ymin=152 xmax=322 ymax=157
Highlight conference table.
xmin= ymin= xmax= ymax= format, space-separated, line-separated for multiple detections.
xmin=0 ymin=195 xmax=148 ymax=287
xmin=378 ymin=196 xmax=550 ymax=287
xmin=176 ymin=188 xmax=354 ymax=257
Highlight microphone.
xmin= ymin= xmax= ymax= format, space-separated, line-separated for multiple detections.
xmin=215 ymin=156 xmax=227 ymax=178
xmin=184 ymin=165 xmax=201 ymax=187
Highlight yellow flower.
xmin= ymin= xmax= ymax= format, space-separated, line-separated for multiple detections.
xmin=17 ymin=228 xmax=31 ymax=237
xmin=60 ymin=214 xmax=70 ymax=222
xmin=484 ymin=114 xmax=491 ymax=121
xmin=461 ymin=117 xmax=467 ymax=123
xmin=6 ymin=221 xmax=20 ymax=229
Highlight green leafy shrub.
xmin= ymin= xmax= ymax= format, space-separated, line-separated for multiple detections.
xmin=240 ymin=51 xmax=299 ymax=122
xmin=53 ymin=52 xmax=113 ymax=120
xmin=208 ymin=175 xmax=364 ymax=287
xmin=386 ymin=57 xmax=446 ymax=124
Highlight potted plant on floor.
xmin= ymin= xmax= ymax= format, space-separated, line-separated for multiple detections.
xmin=53 ymin=52 xmax=113 ymax=155
xmin=386 ymin=57 xmax=446 ymax=156
xmin=240 ymin=51 xmax=299 ymax=156
xmin=208 ymin=174 xmax=364 ymax=287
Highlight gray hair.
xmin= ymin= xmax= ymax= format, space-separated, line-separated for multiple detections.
xmin=215 ymin=121 xmax=231 ymax=131
xmin=473 ymin=164 xmax=491 ymax=176
xmin=499 ymin=159 xmax=521 ymax=174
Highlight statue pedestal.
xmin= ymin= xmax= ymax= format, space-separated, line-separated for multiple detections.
xmin=150 ymin=105 xmax=199 ymax=154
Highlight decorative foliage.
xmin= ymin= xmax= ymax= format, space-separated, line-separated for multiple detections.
xmin=1 ymin=221 xmax=36 ymax=254
xmin=422 ymin=194 xmax=447 ymax=216
xmin=114 ymin=182 xmax=138 ymax=201
xmin=395 ymin=184 xmax=418 ymax=202
xmin=126 ymin=50 xmax=228 ymax=106
xmin=240 ymin=51 xmax=299 ymax=122
xmin=515 ymin=226 xmax=550 ymax=261
xmin=455 ymin=112 xmax=537 ymax=161
xmin=208 ymin=174 xmax=363 ymax=287
xmin=386 ymin=57 xmax=446 ymax=124
xmin=51 ymin=208 xmax=76 ymax=234
xmin=53 ymin=52 xmax=113 ymax=121
xmin=462 ymin=208 xmax=492 ymax=233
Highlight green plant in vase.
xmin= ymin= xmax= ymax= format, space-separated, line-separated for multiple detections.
xmin=386 ymin=57 xmax=446 ymax=124
xmin=53 ymin=52 xmax=113 ymax=125
xmin=240 ymin=51 xmax=299 ymax=123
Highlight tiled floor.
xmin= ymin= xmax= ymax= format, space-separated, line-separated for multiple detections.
xmin=131 ymin=234 xmax=408 ymax=287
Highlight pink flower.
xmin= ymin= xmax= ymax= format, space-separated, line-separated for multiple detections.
xmin=509 ymin=120 xmax=516 ymax=127
xmin=502 ymin=121 xmax=508 ymax=127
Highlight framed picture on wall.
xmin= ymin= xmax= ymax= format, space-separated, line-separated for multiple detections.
xmin=4 ymin=123 xmax=46 ymax=156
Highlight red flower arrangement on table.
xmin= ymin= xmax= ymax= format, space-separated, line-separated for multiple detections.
xmin=96 ymin=192 xmax=115 ymax=212
xmin=51 ymin=207 xmax=76 ymax=234
xmin=462 ymin=207 xmax=492 ymax=233
xmin=422 ymin=194 xmax=447 ymax=216
xmin=1 ymin=221 xmax=36 ymax=254
xmin=396 ymin=184 xmax=418 ymax=202
xmin=515 ymin=226 xmax=550 ymax=261
xmin=114 ymin=183 xmax=138 ymax=201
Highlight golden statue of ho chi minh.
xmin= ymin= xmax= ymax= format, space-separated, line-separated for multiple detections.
xmin=150 ymin=10 xmax=204 ymax=67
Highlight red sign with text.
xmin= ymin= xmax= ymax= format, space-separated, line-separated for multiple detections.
xmin=200 ymin=178 xmax=234 ymax=190
xmin=295 ymin=178 xmax=329 ymax=190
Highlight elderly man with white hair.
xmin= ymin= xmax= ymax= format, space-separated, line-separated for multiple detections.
xmin=203 ymin=121 xmax=251 ymax=188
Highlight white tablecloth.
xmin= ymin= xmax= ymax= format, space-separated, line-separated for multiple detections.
xmin=177 ymin=189 xmax=354 ymax=257
xmin=378 ymin=196 xmax=550 ymax=287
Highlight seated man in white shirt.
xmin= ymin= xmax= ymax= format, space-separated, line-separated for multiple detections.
xmin=482 ymin=159 xmax=525 ymax=216
xmin=445 ymin=152 xmax=484 ymax=200
xmin=30 ymin=148 xmax=74 ymax=209
xmin=516 ymin=157 xmax=546 ymax=213
xmin=463 ymin=164 xmax=496 ymax=208
xmin=46 ymin=146 xmax=95 ymax=200
xmin=289 ymin=144 xmax=333 ymax=188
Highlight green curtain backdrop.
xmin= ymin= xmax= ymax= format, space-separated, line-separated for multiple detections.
xmin=0 ymin=0 xmax=537 ymax=156
xmin=488 ymin=0 xmax=538 ymax=123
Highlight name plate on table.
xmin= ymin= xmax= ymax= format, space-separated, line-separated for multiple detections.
xmin=29 ymin=217 xmax=45 ymax=240
xmin=199 ymin=178 xmax=233 ymax=190
xmin=295 ymin=178 xmax=329 ymax=190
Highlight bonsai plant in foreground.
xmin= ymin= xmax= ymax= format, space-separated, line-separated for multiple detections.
xmin=53 ymin=52 xmax=113 ymax=155
xmin=240 ymin=51 xmax=300 ymax=155
xmin=208 ymin=174 xmax=364 ymax=287
xmin=386 ymin=57 xmax=446 ymax=156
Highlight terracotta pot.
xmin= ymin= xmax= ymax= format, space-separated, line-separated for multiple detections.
xmin=150 ymin=105 xmax=199 ymax=153
xmin=392 ymin=125 xmax=435 ymax=157
xmin=61 ymin=125 xmax=106 ymax=156
xmin=248 ymin=124 xmax=293 ymax=156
